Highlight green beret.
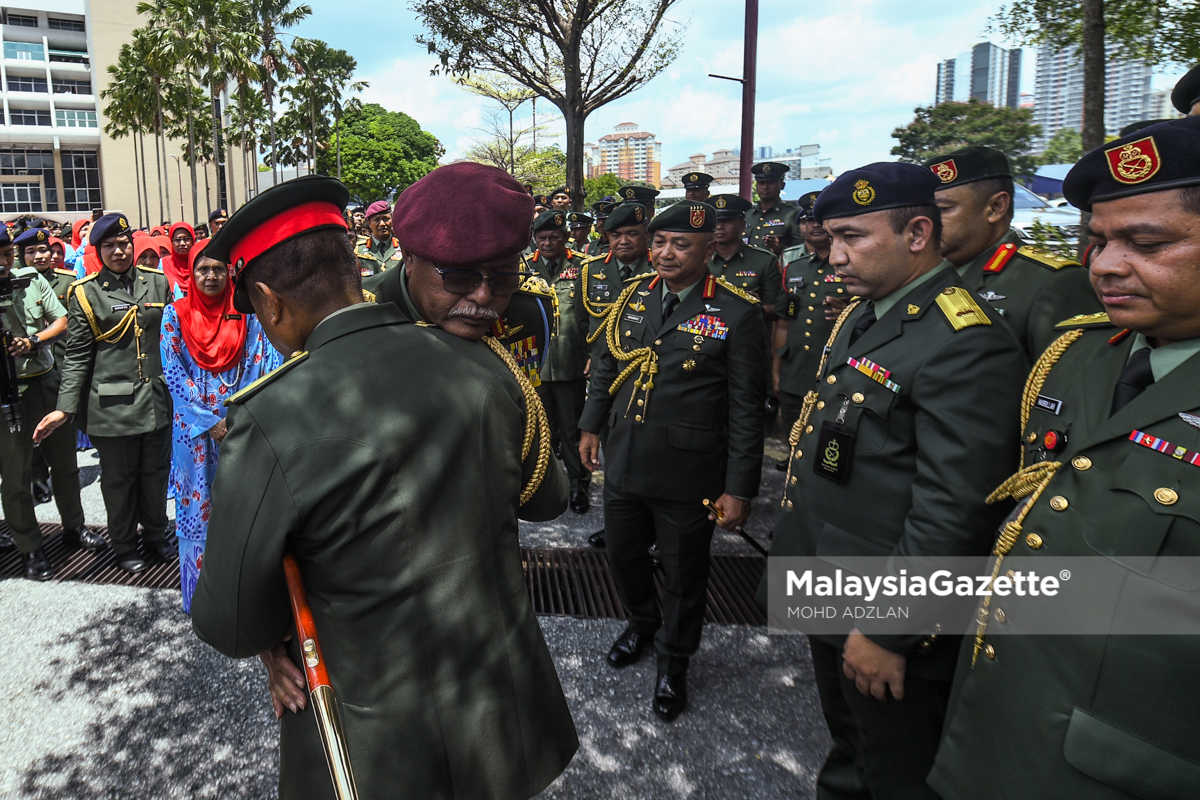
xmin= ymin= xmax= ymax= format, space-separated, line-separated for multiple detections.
xmin=604 ymin=201 xmax=648 ymax=231
xmin=751 ymin=162 xmax=789 ymax=180
xmin=646 ymin=201 xmax=716 ymax=234
xmin=923 ymin=146 xmax=1011 ymax=188
xmin=533 ymin=195 xmax=550 ymax=206
xmin=532 ymin=210 xmax=568 ymax=232
xmin=709 ymin=194 xmax=752 ymax=218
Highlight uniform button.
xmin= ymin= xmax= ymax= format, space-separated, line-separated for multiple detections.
xmin=1154 ymin=488 xmax=1179 ymax=506
xmin=795 ymin=450 xmax=803 ymax=459
xmin=804 ymin=332 xmax=811 ymax=337
xmin=984 ymin=643 xmax=996 ymax=659
xmin=1025 ymin=533 xmax=1043 ymax=549
xmin=625 ymin=330 xmax=632 ymax=336
xmin=1006 ymin=569 xmax=1016 ymax=580
xmin=637 ymin=399 xmax=644 ymax=407
xmin=1048 ymin=496 xmax=1069 ymax=511
xmin=805 ymin=425 xmax=814 ymax=435
xmin=806 ymin=318 xmax=813 ymax=324
xmin=942 ymin=287 xmax=956 ymax=296
xmin=851 ymin=392 xmax=865 ymax=403
xmin=786 ymin=500 xmax=794 ymax=509
xmin=803 ymin=345 xmax=810 ymax=351
xmin=1071 ymin=456 xmax=1092 ymax=471
xmin=1026 ymin=432 xmax=1038 ymax=443
xmin=635 ymin=414 xmax=643 ymax=422
xmin=816 ymin=401 xmax=825 ymax=410
xmin=693 ymin=344 xmax=701 ymax=351
xmin=826 ymin=375 xmax=837 ymax=384
xmin=808 ymin=305 xmax=815 ymax=311
xmin=809 ymin=292 xmax=817 ymax=298
xmin=790 ymin=476 xmax=798 ymax=485
xmin=994 ymin=608 xmax=1006 ymax=624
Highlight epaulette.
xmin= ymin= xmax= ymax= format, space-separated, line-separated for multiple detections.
xmin=69 ymin=272 xmax=99 ymax=287
xmin=136 ymin=265 xmax=164 ymax=274
xmin=356 ymin=250 xmax=380 ymax=262
xmin=1017 ymin=246 xmax=1078 ymax=270
xmin=746 ymin=244 xmax=776 ymax=258
xmin=519 ymin=275 xmax=553 ymax=298
xmin=1054 ymin=312 xmax=1111 ymax=328
xmin=580 ymin=252 xmax=606 ymax=266
xmin=361 ymin=289 xmax=376 ymax=303
xmin=224 ymin=351 xmax=309 ymax=407
xmin=714 ymin=276 xmax=761 ymax=305
xmin=54 ymin=268 xmax=77 ymax=277
xmin=935 ymin=286 xmax=992 ymax=331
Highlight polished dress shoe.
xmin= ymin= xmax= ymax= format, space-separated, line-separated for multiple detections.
xmin=117 ymin=553 xmax=147 ymax=573
xmin=32 ymin=481 xmax=53 ymax=504
xmin=23 ymin=548 xmax=54 ymax=581
xmin=146 ymin=537 xmax=177 ymax=562
xmin=607 ymin=626 xmax=651 ymax=668
xmin=587 ymin=530 xmax=606 ymax=549
xmin=569 ymin=490 xmax=590 ymax=514
xmin=62 ymin=526 xmax=105 ymax=552
xmin=653 ymin=671 xmax=688 ymax=721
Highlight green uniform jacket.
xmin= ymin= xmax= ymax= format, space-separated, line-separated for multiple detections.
xmin=56 ymin=265 xmax=172 ymax=437
xmin=354 ymin=234 xmax=402 ymax=276
xmin=528 ymin=249 xmax=587 ymax=382
xmin=768 ymin=266 xmax=1028 ymax=672
xmin=929 ymin=316 xmax=1200 ymax=800
xmin=775 ymin=251 xmax=851 ymax=396
xmin=744 ymin=200 xmax=798 ymax=251
xmin=6 ymin=267 xmax=66 ymax=381
xmin=579 ymin=273 xmax=766 ymax=501
xmin=581 ymin=250 xmax=648 ymax=360
xmin=956 ymin=230 xmax=1103 ymax=358
xmin=191 ymin=303 xmax=575 ymax=800
xmin=708 ymin=243 xmax=782 ymax=307
xmin=39 ymin=267 xmax=78 ymax=368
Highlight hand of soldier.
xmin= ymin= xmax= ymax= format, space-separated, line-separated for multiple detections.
xmin=208 ymin=419 xmax=228 ymax=445
xmin=259 ymin=641 xmax=307 ymax=719
xmin=842 ymin=629 xmax=906 ymax=702
xmin=33 ymin=410 xmax=67 ymax=444
xmin=584 ymin=358 xmax=591 ymax=379
xmin=580 ymin=431 xmax=601 ymax=472
xmin=824 ymin=296 xmax=849 ymax=321
xmin=710 ymin=494 xmax=750 ymax=532
xmin=7 ymin=336 xmax=30 ymax=357
xmin=763 ymin=235 xmax=782 ymax=255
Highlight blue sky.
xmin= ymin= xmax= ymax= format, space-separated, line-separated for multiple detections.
xmin=294 ymin=0 xmax=1186 ymax=176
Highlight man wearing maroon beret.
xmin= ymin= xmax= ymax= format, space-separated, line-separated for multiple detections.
xmin=191 ymin=171 xmax=577 ymax=800
xmin=354 ymin=199 xmax=401 ymax=276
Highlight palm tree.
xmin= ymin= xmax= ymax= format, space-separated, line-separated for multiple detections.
xmin=251 ymin=0 xmax=311 ymax=188
xmin=321 ymin=48 xmax=367 ymax=181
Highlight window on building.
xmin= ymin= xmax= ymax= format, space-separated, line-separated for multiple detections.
xmin=52 ymin=78 xmax=90 ymax=94
xmin=4 ymin=41 xmax=44 ymax=61
xmin=5 ymin=13 xmax=37 ymax=28
xmin=0 ymin=183 xmax=42 ymax=212
xmin=48 ymin=49 xmax=87 ymax=64
xmin=0 ymin=147 xmax=57 ymax=208
xmin=7 ymin=76 xmax=47 ymax=93
xmin=61 ymin=150 xmax=100 ymax=211
xmin=48 ymin=17 xmax=84 ymax=32
xmin=55 ymin=109 xmax=96 ymax=128
xmin=10 ymin=109 xmax=51 ymax=126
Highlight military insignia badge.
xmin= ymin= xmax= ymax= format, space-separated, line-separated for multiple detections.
xmin=1105 ymin=137 xmax=1161 ymax=185
xmin=715 ymin=197 xmax=727 ymax=209
xmin=118 ymin=217 xmax=128 ymax=230
xmin=907 ymin=304 xmax=920 ymax=315
xmin=36 ymin=230 xmax=45 ymax=241
xmin=554 ymin=213 xmax=564 ymax=227
xmin=688 ymin=173 xmax=698 ymax=183
xmin=682 ymin=359 xmax=697 ymax=372
xmin=625 ymin=188 xmax=636 ymax=199
xmin=689 ymin=205 xmax=705 ymax=228
xmin=1180 ymin=412 xmax=1200 ymax=430
xmin=930 ymin=159 xmax=958 ymax=184
xmin=852 ymin=180 xmax=875 ymax=206
xmin=634 ymin=206 xmax=645 ymax=223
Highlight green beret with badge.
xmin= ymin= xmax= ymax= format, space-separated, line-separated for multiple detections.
xmin=604 ymin=201 xmax=648 ymax=231
xmin=646 ymin=200 xmax=716 ymax=233
xmin=533 ymin=210 xmax=568 ymax=232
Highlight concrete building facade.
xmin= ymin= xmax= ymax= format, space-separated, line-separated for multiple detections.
xmin=1032 ymin=44 xmax=1153 ymax=150
xmin=935 ymin=43 xmax=1022 ymax=109
xmin=584 ymin=122 xmax=662 ymax=187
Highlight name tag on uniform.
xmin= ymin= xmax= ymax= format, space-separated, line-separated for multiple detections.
xmin=223 ymin=313 xmax=243 ymax=320
xmin=814 ymin=420 xmax=856 ymax=483
xmin=764 ymin=220 xmax=785 ymax=226
xmin=1035 ymin=395 xmax=1062 ymax=415
xmin=593 ymin=284 xmax=607 ymax=291
xmin=623 ymin=313 xmax=643 ymax=323
xmin=111 ymin=303 xmax=133 ymax=312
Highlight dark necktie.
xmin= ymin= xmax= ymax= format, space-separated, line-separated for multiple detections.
xmin=1111 ymin=347 xmax=1154 ymax=414
xmin=119 ymin=273 xmax=132 ymax=293
xmin=620 ymin=263 xmax=632 ymax=282
xmin=662 ymin=291 xmax=680 ymax=320
xmin=848 ymin=302 xmax=877 ymax=345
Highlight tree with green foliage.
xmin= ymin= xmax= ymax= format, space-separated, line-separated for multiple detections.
xmin=316 ymin=103 xmax=443 ymax=204
xmin=583 ymin=173 xmax=623 ymax=203
xmin=1037 ymin=127 xmax=1082 ymax=165
xmin=891 ymin=99 xmax=1041 ymax=177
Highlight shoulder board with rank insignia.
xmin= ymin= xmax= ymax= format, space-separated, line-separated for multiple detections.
xmin=362 ymin=289 xmax=376 ymax=303
xmin=1054 ymin=311 xmax=1111 ymax=328
xmin=982 ymin=242 xmax=1019 ymax=273
xmin=714 ymin=276 xmax=761 ymax=304
xmin=519 ymin=274 xmax=554 ymax=298
xmin=935 ymin=287 xmax=991 ymax=331
xmin=54 ymin=268 xmax=77 ymax=277
xmin=136 ymin=265 xmax=165 ymax=275
xmin=1018 ymin=246 xmax=1078 ymax=270
xmin=70 ymin=273 xmax=99 ymax=287
xmin=224 ymin=351 xmax=309 ymax=407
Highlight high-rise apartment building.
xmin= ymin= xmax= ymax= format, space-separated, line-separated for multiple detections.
xmin=1146 ymin=88 xmax=1185 ymax=122
xmin=935 ymin=43 xmax=1022 ymax=109
xmin=584 ymin=122 xmax=662 ymax=187
xmin=1032 ymin=44 xmax=1152 ymax=150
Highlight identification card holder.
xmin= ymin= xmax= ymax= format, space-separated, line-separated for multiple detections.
xmin=813 ymin=419 xmax=856 ymax=483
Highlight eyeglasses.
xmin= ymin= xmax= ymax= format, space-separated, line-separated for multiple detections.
xmin=433 ymin=266 xmax=529 ymax=297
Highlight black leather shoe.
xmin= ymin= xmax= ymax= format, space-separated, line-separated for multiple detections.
xmin=607 ymin=626 xmax=651 ymax=668
xmin=588 ymin=530 xmax=606 ymax=549
xmin=648 ymin=544 xmax=662 ymax=570
xmin=146 ymin=538 xmax=177 ymax=562
xmin=117 ymin=553 xmax=147 ymax=573
xmin=775 ymin=458 xmax=789 ymax=472
xmin=32 ymin=481 xmax=53 ymax=504
xmin=569 ymin=491 xmax=590 ymax=514
xmin=653 ymin=671 xmax=688 ymax=721
xmin=23 ymin=547 xmax=54 ymax=581
xmin=62 ymin=526 xmax=105 ymax=552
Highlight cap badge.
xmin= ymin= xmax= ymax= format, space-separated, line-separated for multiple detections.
xmin=852 ymin=180 xmax=876 ymax=206
xmin=554 ymin=213 xmax=564 ymax=227
xmin=634 ymin=206 xmax=645 ymax=222
xmin=689 ymin=205 xmax=705 ymax=228
xmin=715 ymin=197 xmax=726 ymax=209
xmin=36 ymin=231 xmax=45 ymax=241
xmin=625 ymin=188 xmax=635 ymax=199
xmin=1106 ymin=137 xmax=1161 ymax=185
xmin=118 ymin=217 xmax=128 ymax=229
xmin=931 ymin=159 xmax=958 ymax=184
xmin=689 ymin=173 xmax=698 ymax=182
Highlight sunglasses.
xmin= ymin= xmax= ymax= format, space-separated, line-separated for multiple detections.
xmin=433 ymin=266 xmax=529 ymax=297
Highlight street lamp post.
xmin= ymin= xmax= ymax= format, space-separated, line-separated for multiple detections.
xmin=167 ymin=154 xmax=185 ymax=223
xmin=708 ymin=0 xmax=759 ymax=200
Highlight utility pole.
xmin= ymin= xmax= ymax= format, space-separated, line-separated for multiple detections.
xmin=708 ymin=0 xmax=758 ymax=200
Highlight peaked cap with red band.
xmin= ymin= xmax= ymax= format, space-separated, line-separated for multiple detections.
xmin=392 ymin=162 xmax=533 ymax=266
xmin=206 ymin=174 xmax=349 ymax=313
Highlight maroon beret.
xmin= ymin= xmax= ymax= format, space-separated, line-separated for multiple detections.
xmin=365 ymin=200 xmax=391 ymax=218
xmin=393 ymin=162 xmax=534 ymax=265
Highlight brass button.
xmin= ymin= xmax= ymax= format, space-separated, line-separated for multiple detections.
xmin=984 ymin=643 xmax=996 ymax=659
xmin=786 ymin=500 xmax=794 ymax=509
xmin=790 ymin=476 xmax=798 ymax=485
xmin=1025 ymin=533 xmax=1043 ymax=549
xmin=635 ymin=414 xmax=643 ymax=422
xmin=810 ymin=292 xmax=817 ymax=298
xmin=805 ymin=425 xmax=814 ymax=435
xmin=816 ymin=401 xmax=825 ymax=410
xmin=804 ymin=331 xmax=811 ymax=337
xmin=808 ymin=305 xmax=815 ymax=311
xmin=654 ymin=339 xmax=662 ymax=345
xmin=636 ymin=399 xmax=644 ymax=407
xmin=1048 ymin=496 xmax=1068 ymax=511
xmin=1026 ymin=432 xmax=1038 ymax=443
xmin=625 ymin=330 xmax=632 ymax=336
xmin=994 ymin=608 xmax=1006 ymax=624
xmin=826 ymin=375 xmax=837 ymax=384
xmin=1154 ymin=488 xmax=1179 ymax=506
xmin=851 ymin=392 xmax=865 ymax=404
xmin=795 ymin=450 xmax=803 ymax=459
xmin=1006 ymin=569 xmax=1016 ymax=580
xmin=806 ymin=318 xmax=813 ymax=324
xmin=804 ymin=345 xmax=810 ymax=351
xmin=693 ymin=344 xmax=702 ymax=351
xmin=942 ymin=287 xmax=956 ymax=296
xmin=1071 ymin=456 xmax=1092 ymax=471
xmin=837 ymin=288 xmax=844 ymax=294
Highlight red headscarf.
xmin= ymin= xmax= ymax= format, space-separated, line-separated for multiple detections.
xmin=133 ymin=237 xmax=161 ymax=270
xmin=71 ymin=220 xmax=91 ymax=250
xmin=83 ymin=242 xmax=103 ymax=275
xmin=173 ymin=239 xmax=246 ymax=374
xmin=165 ymin=222 xmax=195 ymax=290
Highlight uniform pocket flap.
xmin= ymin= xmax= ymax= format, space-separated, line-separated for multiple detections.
xmin=1112 ymin=447 xmax=1200 ymax=523
xmin=1063 ymin=707 xmax=1200 ymax=800
xmin=97 ymin=381 xmax=136 ymax=397
xmin=667 ymin=424 xmax=723 ymax=452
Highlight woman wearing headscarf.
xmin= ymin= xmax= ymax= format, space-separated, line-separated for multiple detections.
xmin=65 ymin=218 xmax=91 ymax=276
xmin=165 ymin=222 xmax=194 ymax=292
xmin=159 ymin=239 xmax=283 ymax=612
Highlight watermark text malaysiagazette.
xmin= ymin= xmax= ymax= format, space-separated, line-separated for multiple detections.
xmin=785 ymin=569 xmax=1061 ymax=602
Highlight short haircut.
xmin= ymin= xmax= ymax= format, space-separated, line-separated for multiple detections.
xmin=245 ymin=227 xmax=360 ymax=304
xmin=887 ymin=204 xmax=943 ymax=248
xmin=969 ymin=176 xmax=1016 ymax=223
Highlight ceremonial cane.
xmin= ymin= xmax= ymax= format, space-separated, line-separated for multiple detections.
xmin=282 ymin=554 xmax=361 ymax=800
xmin=703 ymin=498 xmax=769 ymax=557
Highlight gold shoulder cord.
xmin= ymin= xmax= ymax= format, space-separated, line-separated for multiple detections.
xmin=483 ymin=335 xmax=552 ymax=506
xmin=581 ymin=258 xmax=610 ymax=322
xmin=74 ymin=284 xmax=149 ymax=382
xmin=780 ymin=299 xmax=861 ymax=503
xmin=595 ymin=280 xmax=659 ymax=419
xmin=969 ymin=327 xmax=1084 ymax=665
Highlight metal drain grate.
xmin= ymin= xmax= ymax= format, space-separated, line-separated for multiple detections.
xmin=0 ymin=524 xmax=766 ymax=625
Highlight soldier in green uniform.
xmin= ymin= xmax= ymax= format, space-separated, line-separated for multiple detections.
xmin=929 ymin=116 xmax=1200 ymax=800
xmin=581 ymin=201 xmax=652 ymax=361
xmin=208 ymin=208 xmax=229 ymax=236
xmin=745 ymin=161 xmax=798 ymax=254
xmin=348 ymin=205 xmax=365 ymax=238
xmin=923 ymin=146 xmax=1103 ymax=358
xmin=567 ymin=211 xmax=592 ymax=252
xmin=583 ymin=200 xmax=614 ymax=257
xmin=617 ymin=184 xmax=659 ymax=219
xmin=34 ymin=214 xmax=175 ymax=574
xmin=708 ymin=194 xmax=782 ymax=311
xmin=682 ymin=172 xmax=714 ymax=201
xmin=549 ymin=186 xmax=572 ymax=210
xmin=192 ymin=167 xmax=577 ymax=800
xmin=765 ymin=163 xmax=1028 ymax=798
xmin=783 ymin=189 xmax=821 ymax=255
xmin=353 ymin=200 xmax=401 ymax=277
xmin=580 ymin=201 xmax=766 ymax=720
xmin=533 ymin=195 xmax=550 ymax=215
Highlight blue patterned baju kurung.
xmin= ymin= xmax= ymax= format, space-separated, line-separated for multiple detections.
xmin=160 ymin=303 xmax=283 ymax=612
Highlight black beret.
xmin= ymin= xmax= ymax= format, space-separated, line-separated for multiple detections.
xmin=533 ymin=195 xmax=550 ymax=206
xmin=1119 ymin=119 xmax=1174 ymax=138
xmin=682 ymin=172 xmax=714 ymax=189
xmin=532 ymin=210 xmax=568 ymax=232
xmin=567 ymin=212 xmax=593 ymax=226
xmin=0 ymin=225 xmax=10 ymax=247
xmin=1063 ymin=115 xmax=1200 ymax=212
xmin=795 ymin=191 xmax=823 ymax=219
xmin=751 ymin=162 xmax=789 ymax=180
xmin=14 ymin=227 xmax=49 ymax=250
xmin=550 ymin=186 xmax=571 ymax=198
xmin=710 ymin=194 xmax=752 ymax=218
xmin=90 ymin=213 xmax=132 ymax=245
xmin=617 ymin=185 xmax=659 ymax=203
xmin=923 ymin=146 xmax=1011 ymax=188
xmin=646 ymin=201 xmax=716 ymax=234
xmin=813 ymin=162 xmax=940 ymax=223
xmin=605 ymin=201 xmax=648 ymax=231
xmin=208 ymin=208 xmax=228 ymax=223
xmin=1171 ymin=64 xmax=1200 ymax=115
